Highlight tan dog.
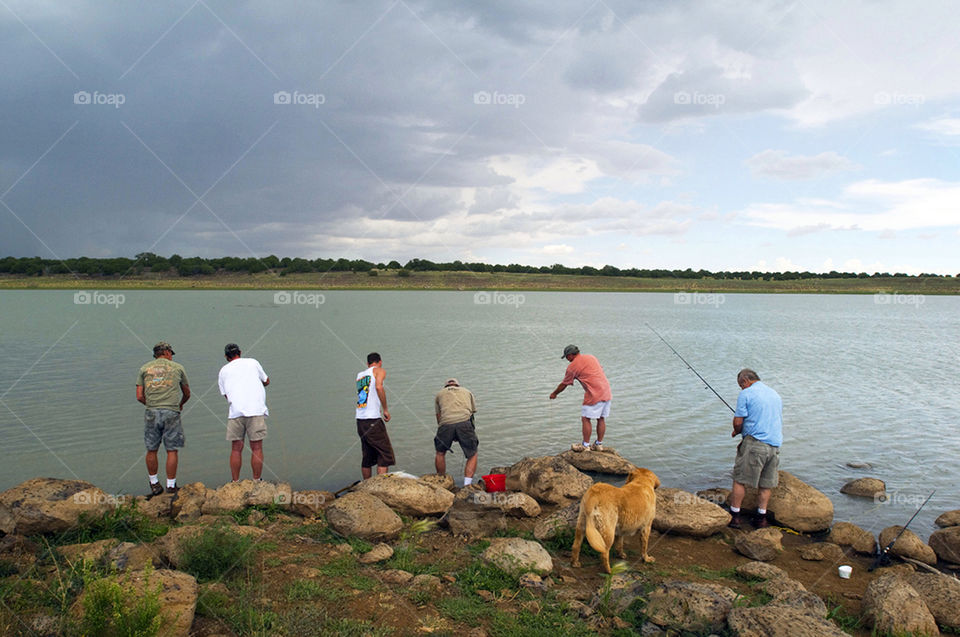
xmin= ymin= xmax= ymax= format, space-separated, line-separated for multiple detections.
xmin=571 ymin=467 xmax=660 ymax=573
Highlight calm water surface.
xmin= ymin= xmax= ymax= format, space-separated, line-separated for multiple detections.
xmin=0 ymin=290 xmax=956 ymax=538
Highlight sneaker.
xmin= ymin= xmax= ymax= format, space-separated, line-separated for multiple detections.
xmin=571 ymin=443 xmax=586 ymax=453
xmin=753 ymin=514 xmax=770 ymax=528
xmin=166 ymin=485 xmax=179 ymax=496
xmin=727 ymin=512 xmax=742 ymax=529
xmin=590 ymin=441 xmax=604 ymax=452
xmin=147 ymin=482 xmax=164 ymax=498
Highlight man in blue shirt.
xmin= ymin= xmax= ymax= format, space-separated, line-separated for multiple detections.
xmin=728 ymin=369 xmax=782 ymax=529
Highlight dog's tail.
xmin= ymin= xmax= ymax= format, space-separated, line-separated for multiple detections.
xmin=584 ymin=505 xmax=611 ymax=554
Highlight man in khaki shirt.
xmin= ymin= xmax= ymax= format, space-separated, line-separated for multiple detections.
xmin=434 ymin=379 xmax=478 ymax=487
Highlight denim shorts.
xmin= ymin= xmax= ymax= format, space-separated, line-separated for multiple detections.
xmin=144 ymin=408 xmax=185 ymax=451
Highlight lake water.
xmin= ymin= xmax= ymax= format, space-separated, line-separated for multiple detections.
xmin=0 ymin=290 xmax=956 ymax=539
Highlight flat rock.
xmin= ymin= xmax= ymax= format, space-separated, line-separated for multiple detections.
xmin=358 ymin=543 xmax=394 ymax=564
xmin=644 ymin=580 xmax=738 ymax=634
xmin=201 ymin=480 xmax=292 ymax=515
xmin=653 ymin=488 xmax=730 ymax=537
xmin=736 ymin=561 xmax=786 ymax=581
xmin=519 ymin=572 xmax=545 ymax=590
xmin=732 ymin=471 xmax=833 ymax=532
xmin=799 ymin=542 xmax=845 ymax=562
xmin=935 ymin=510 xmax=960 ymax=528
xmin=907 ymin=572 xmax=960 ymax=630
xmin=846 ymin=461 xmax=872 ymax=469
xmin=760 ymin=576 xmax=807 ymax=598
xmin=533 ymin=502 xmax=579 ymax=541
xmin=735 ymin=527 xmax=783 ymax=562
xmin=828 ymin=521 xmax=877 ymax=555
xmin=418 ymin=473 xmax=456 ymax=491
xmin=442 ymin=497 xmax=508 ymax=538
xmin=840 ymin=477 xmax=886 ymax=499
xmin=727 ymin=607 xmax=849 ymax=636
xmin=862 ymin=573 xmax=940 ymax=636
xmin=289 ymin=490 xmax=335 ymax=518
xmin=767 ymin=589 xmax=828 ymax=617
xmin=0 ymin=478 xmax=116 ymax=535
xmin=481 ymin=537 xmax=553 ymax=575
xmin=558 ymin=448 xmax=637 ymax=475
xmin=695 ymin=488 xmax=730 ymax=506
xmin=411 ymin=573 xmax=442 ymax=588
xmin=380 ymin=569 xmax=414 ymax=584
xmin=56 ymin=538 xmax=119 ymax=564
xmin=458 ymin=488 xmax=541 ymax=517
xmin=879 ymin=526 xmax=937 ymax=565
xmin=929 ymin=526 xmax=960 ymax=564
xmin=170 ymin=482 xmax=211 ymax=522
xmin=504 ymin=456 xmax=593 ymax=506
xmin=325 ymin=492 xmax=403 ymax=541
xmin=353 ymin=475 xmax=455 ymax=516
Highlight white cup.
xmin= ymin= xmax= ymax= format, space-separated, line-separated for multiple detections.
xmin=838 ymin=565 xmax=852 ymax=579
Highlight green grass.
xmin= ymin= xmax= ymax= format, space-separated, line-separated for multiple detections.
xmin=178 ymin=526 xmax=261 ymax=582
xmin=315 ymin=555 xmax=376 ymax=591
xmin=230 ymin=503 xmax=287 ymax=525
xmin=196 ymin=580 xmax=278 ymax=637
xmin=0 ymin=560 xmax=19 ymax=578
xmin=43 ymin=501 xmax=169 ymax=546
xmin=437 ymin=595 xmax=494 ymax=626
xmin=824 ymin=594 xmax=863 ymax=633
xmin=285 ymin=578 xmax=350 ymax=602
xmin=455 ymin=560 xmax=520 ymax=596
xmin=284 ymin=521 xmax=372 ymax=553
xmin=79 ymin=568 xmax=164 ymax=637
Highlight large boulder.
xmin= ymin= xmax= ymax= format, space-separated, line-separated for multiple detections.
xmin=935 ymin=510 xmax=960 ymax=528
xmin=907 ymin=572 xmax=960 ymax=631
xmin=653 ymin=488 xmax=730 ymax=537
xmin=481 ymin=538 xmax=553 ymax=575
xmin=828 ymin=521 xmax=877 ymax=555
xmin=798 ymin=542 xmax=845 ymax=562
xmin=325 ymin=492 xmax=403 ymax=541
xmin=289 ymin=490 xmax=336 ymax=518
xmin=840 ymin=477 xmax=886 ymax=499
xmin=201 ymin=480 xmax=292 ymax=514
xmin=930 ymin=526 xmax=960 ymax=564
xmin=533 ymin=502 xmax=579 ymax=541
xmin=736 ymin=561 xmax=786 ymax=581
xmin=879 ymin=526 xmax=937 ymax=565
xmin=169 ymin=482 xmax=211 ymax=522
xmin=0 ymin=478 xmax=116 ymax=535
xmin=727 ymin=607 xmax=849 ymax=636
xmin=862 ymin=573 xmax=940 ymax=636
xmin=56 ymin=539 xmax=119 ymax=564
xmin=418 ymin=473 xmax=455 ymax=492
xmin=644 ymin=581 xmax=738 ymax=634
xmin=731 ymin=471 xmax=833 ymax=532
xmin=767 ymin=589 xmax=828 ymax=617
xmin=353 ymin=475 xmax=454 ymax=516
xmin=504 ymin=456 xmax=593 ymax=506
xmin=558 ymin=448 xmax=637 ymax=475
xmin=735 ymin=527 xmax=783 ymax=562
xmin=456 ymin=487 xmax=541 ymax=517
xmin=442 ymin=498 xmax=508 ymax=538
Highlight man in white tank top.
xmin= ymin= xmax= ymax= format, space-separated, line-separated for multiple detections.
xmin=356 ymin=352 xmax=394 ymax=478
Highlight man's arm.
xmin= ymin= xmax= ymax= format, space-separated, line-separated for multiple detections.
xmin=374 ymin=368 xmax=390 ymax=422
xmin=136 ymin=385 xmax=146 ymax=405
xmin=549 ymin=382 xmax=567 ymax=399
xmin=180 ymin=383 xmax=191 ymax=410
xmin=732 ymin=416 xmax=744 ymax=438
xmin=262 ymin=378 xmax=270 ymax=387
xmin=435 ymin=395 xmax=442 ymax=425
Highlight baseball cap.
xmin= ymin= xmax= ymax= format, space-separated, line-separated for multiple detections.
xmin=562 ymin=344 xmax=579 ymax=359
xmin=445 ymin=378 xmax=459 ymax=387
xmin=153 ymin=341 xmax=175 ymax=356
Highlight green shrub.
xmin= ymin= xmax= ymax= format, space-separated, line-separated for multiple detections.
xmin=397 ymin=269 xmax=411 ymax=278
xmin=47 ymin=501 xmax=168 ymax=546
xmin=178 ymin=527 xmax=259 ymax=581
xmin=80 ymin=570 xmax=163 ymax=637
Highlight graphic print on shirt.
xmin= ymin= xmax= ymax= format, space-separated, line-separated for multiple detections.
xmin=145 ymin=364 xmax=175 ymax=390
xmin=357 ymin=374 xmax=372 ymax=409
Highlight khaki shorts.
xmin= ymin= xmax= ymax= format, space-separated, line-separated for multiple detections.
xmin=733 ymin=436 xmax=780 ymax=489
xmin=226 ymin=415 xmax=267 ymax=442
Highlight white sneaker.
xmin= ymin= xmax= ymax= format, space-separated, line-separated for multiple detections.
xmin=590 ymin=441 xmax=604 ymax=452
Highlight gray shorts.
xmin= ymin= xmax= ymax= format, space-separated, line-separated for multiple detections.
xmin=226 ymin=415 xmax=267 ymax=442
xmin=733 ymin=436 xmax=780 ymax=489
xmin=434 ymin=419 xmax=478 ymax=458
xmin=144 ymin=408 xmax=185 ymax=451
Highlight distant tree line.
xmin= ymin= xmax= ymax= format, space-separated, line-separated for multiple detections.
xmin=0 ymin=253 xmax=953 ymax=280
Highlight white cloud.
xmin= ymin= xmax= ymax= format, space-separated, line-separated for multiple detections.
xmin=538 ymin=244 xmax=575 ymax=256
xmin=746 ymin=150 xmax=858 ymax=180
xmin=915 ymin=117 xmax=960 ymax=138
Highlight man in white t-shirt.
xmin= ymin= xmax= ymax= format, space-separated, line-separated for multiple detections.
xmin=218 ymin=343 xmax=270 ymax=481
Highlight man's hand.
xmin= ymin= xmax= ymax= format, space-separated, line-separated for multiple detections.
xmin=383 ymin=409 xmax=391 ymax=423
xmin=549 ymin=392 xmax=557 ymax=400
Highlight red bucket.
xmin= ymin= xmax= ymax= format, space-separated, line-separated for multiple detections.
xmin=482 ymin=473 xmax=506 ymax=493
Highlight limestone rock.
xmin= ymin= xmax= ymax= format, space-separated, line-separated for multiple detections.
xmin=653 ymin=488 xmax=731 ymax=537
xmin=840 ymin=477 xmax=886 ymax=499
xmin=457 ymin=488 xmax=541 ymax=517
xmin=170 ymin=482 xmax=210 ymax=522
xmin=907 ymin=572 xmax=960 ymax=630
xmin=767 ymin=589 xmax=828 ymax=617
xmin=418 ymin=473 xmax=455 ymax=491
xmin=108 ymin=541 xmax=161 ymax=572
xmin=558 ymin=448 xmax=637 ymax=475
xmin=930 ymin=526 xmax=960 ymax=564
xmin=828 ymin=521 xmax=877 ymax=555
xmin=504 ymin=456 xmax=593 ymax=506
xmin=727 ymin=607 xmax=849 ymax=636
xmin=519 ymin=572 xmax=545 ymax=590
xmin=133 ymin=493 xmax=178 ymax=520
xmin=201 ymin=480 xmax=292 ymax=514
xmin=731 ymin=471 xmax=833 ymax=532
xmin=56 ymin=538 xmax=119 ymax=564
xmin=380 ymin=569 xmax=414 ymax=584
xmin=325 ymin=492 xmax=403 ymax=541
xmin=935 ymin=510 xmax=960 ymax=528
xmin=533 ymin=502 xmax=579 ymax=541
xmin=799 ymin=542 xmax=845 ymax=562
xmin=879 ymin=526 xmax=937 ymax=565
xmin=735 ymin=527 xmax=783 ymax=562
xmin=358 ymin=543 xmax=394 ymax=564
xmin=862 ymin=573 xmax=939 ymax=636
xmin=353 ymin=475 xmax=454 ymax=516
xmin=644 ymin=580 xmax=738 ymax=634
xmin=481 ymin=538 xmax=553 ymax=575
xmin=442 ymin=498 xmax=508 ymax=538
xmin=289 ymin=490 xmax=335 ymax=518
xmin=736 ymin=561 xmax=786 ymax=581
xmin=695 ymin=488 xmax=730 ymax=506
xmin=760 ymin=576 xmax=807 ymax=598
xmin=412 ymin=574 xmax=442 ymax=588
xmin=0 ymin=478 xmax=116 ymax=535
xmin=75 ymin=569 xmax=198 ymax=637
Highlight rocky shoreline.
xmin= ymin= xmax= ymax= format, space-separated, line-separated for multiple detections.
xmin=2 ymin=447 xmax=959 ymax=636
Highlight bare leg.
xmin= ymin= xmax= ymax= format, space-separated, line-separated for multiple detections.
xmin=376 ymin=465 xmax=389 ymax=475
xmin=165 ymin=450 xmax=178 ymax=481
xmin=230 ymin=440 xmax=244 ymax=481
xmin=757 ymin=487 xmax=771 ymax=511
xmin=145 ymin=449 xmax=159 ymax=475
xmin=596 ymin=417 xmax=605 ymax=443
xmin=464 ymin=453 xmax=477 ymax=479
xmin=250 ymin=440 xmax=264 ymax=480
xmin=729 ymin=481 xmax=747 ymax=509
xmin=435 ymin=451 xmax=446 ymax=474
xmin=581 ymin=417 xmax=592 ymax=444
xmin=361 ymin=466 xmax=372 ymax=480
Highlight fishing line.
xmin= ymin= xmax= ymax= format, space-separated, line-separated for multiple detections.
xmin=645 ymin=323 xmax=735 ymax=413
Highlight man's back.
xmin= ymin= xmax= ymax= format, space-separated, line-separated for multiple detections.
xmin=562 ymin=354 xmax=612 ymax=404
xmin=218 ymin=358 xmax=268 ymax=418
xmin=139 ymin=358 xmax=187 ymax=411
xmin=435 ymin=386 xmax=476 ymax=425
xmin=736 ymin=381 xmax=782 ymax=446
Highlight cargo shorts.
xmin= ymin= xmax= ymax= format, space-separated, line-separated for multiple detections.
xmin=733 ymin=435 xmax=779 ymax=489
xmin=144 ymin=408 xmax=185 ymax=451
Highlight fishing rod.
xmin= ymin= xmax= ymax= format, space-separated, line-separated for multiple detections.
xmin=645 ymin=323 xmax=735 ymax=413
xmin=869 ymin=489 xmax=936 ymax=571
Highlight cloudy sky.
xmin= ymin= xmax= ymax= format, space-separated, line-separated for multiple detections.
xmin=1 ymin=0 xmax=958 ymax=274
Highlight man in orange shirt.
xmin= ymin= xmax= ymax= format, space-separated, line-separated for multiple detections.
xmin=549 ymin=344 xmax=612 ymax=452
